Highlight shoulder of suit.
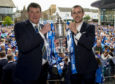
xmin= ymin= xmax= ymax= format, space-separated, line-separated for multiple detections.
xmin=3 ymin=62 xmax=16 ymax=70
xmin=15 ymin=20 xmax=28 ymax=25
xmin=83 ymin=22 xmax=94 ymax=26
xmin=89 ymin=24 xmax=95 ymax=27
xmin=14 ymin=20 xmax=30 ymax=30
xmin=89 ymin=24 xmax=95 ymax=30
xmin=84 ymin=22 xmax=95 ymax=28
xmin=82 ymin=22 xmax=95 ymax=32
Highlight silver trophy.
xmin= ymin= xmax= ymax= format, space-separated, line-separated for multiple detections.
xmin=54 ymin=16 xmax=66 ymax=53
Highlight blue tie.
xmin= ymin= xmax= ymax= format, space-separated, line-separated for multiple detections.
xmin=35 ymin=26 xmax=38 ymax=33
xmin=35 ymin=25 xmax=47 ymax=59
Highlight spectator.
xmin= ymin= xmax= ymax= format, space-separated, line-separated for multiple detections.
xmin=101 ymin=50 xmax=112 ymax=60
xmin=0 ymin=51 xmax=8 ymax=84
xmin=0 ymin=44 xmax=5 ymax=52
xmin=2 ymin=54 xmax=16 ymax=84
xmin=94 ymin=40 xmax=103 ymax=55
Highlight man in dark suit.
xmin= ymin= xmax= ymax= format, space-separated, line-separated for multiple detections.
xmin=69 ymin=5 xmax=98 ymax=84
xmin=2 ymin=54 xmax=16 ymax=84
xmin=0 ymin=51 xmax=8 ymax=84
xmin=14 ymin=3 xmax=50 ymax=84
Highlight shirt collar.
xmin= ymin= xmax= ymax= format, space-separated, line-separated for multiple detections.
xmin=76 ymin=21 xmax=83 ymax=32
xmin=29 ymin=20 xmax=40 ymax=29
xmin=0 ymin=57 xmax=7 ymax=60
xmin=8 ymin=61 xmax=14 ymax=63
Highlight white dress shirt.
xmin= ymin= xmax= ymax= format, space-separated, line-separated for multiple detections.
xmin=31 ymin=21 xmax=48 ymax=65
xmin=74 ymin=21 xmax=83 ymax=45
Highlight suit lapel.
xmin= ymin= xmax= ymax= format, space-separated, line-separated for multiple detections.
xmin=80 ymin=22 xmax=87 ymax=33
xmin=25 ymin=20 xmax=46 ymax=38
xmin=24 ymin=20 xmax=35 ymax=33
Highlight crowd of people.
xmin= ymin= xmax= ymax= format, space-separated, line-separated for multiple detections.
xmin=0 ymin=26 xmax=17 ymax=84
xmin=0 ymin=2 xmax=115 ymax=84
xmin=94 ymin=24 xmax=115 ymax=83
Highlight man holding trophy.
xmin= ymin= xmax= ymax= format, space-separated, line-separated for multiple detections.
xmin=54 ymin=5 xmax=98 ymax=84
xmin=14 ymin=2 xmax=50 ymax=84
xmin=68 ymin=5 xmax=98 ymax=84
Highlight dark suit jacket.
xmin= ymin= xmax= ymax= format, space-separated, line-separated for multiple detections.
xmin=73 ymin=22 xmax=98 ymax=74
xmin=0 ymin=59 xmax=8 ymax=81
xmin=2 ymin=62 xmax=16 ymax=84
xmin=14 ymin=20 xmax=44 ymax=80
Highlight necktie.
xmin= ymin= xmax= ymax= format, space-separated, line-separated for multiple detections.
xmin=35 ymin=25 xmax=47 ymax=59
xmin=35 ymin=26 xmax=39 ymax=33
xmin=42 ymin=45 xmax=47 ymax=60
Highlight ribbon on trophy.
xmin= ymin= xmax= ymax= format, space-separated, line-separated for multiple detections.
xmin=46 ymin=23 xmax=63 ymax=75
xmin=52 ymin=23 xmax=63 ymax=76
xmin=46 ymin=28 xmax=52 ymax=64
xmin=66 ymin=22 xmax=77 ymax=74
xmin=46 ymin=17 xmax=77 ymax=75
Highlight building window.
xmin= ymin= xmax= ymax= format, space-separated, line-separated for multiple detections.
xmin=100 ymin=9 xmax=115 ymax=25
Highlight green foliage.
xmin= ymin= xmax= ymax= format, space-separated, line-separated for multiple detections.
xmin=2 ymin=16 xmax=13 ymax=26
xmin=83 ymin=15 xmax=91 ymax=22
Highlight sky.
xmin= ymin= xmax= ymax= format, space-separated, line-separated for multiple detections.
xmin=12 ymin=0 xmax=98 ymax=11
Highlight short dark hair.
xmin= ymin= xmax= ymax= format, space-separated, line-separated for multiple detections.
xmin=27 ymin=2 xmax=41 ymax=12
xmin=7 ymin=54 xmax=14 ymax=61
xmin=71 ymin=5 xmax=84 ymax=14
xmin=0 ymin=51 xmax=6 ymax=58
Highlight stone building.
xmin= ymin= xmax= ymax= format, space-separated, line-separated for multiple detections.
xmin=0 ymin=0 xmax=15 ymax=24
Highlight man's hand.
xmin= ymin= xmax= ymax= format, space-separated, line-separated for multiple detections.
xmin=69 ymin=22 xmax=77 ymax=34
xmin=40 ymin=23 xmax=51 ymax=35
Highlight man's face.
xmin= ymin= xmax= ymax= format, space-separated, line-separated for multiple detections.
xmin=28 ymin=7 xmax=41 ymax=24
xmin=71 ymin=7 xmax=84 ymax=23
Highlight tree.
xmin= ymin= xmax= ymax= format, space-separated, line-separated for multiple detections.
xmin=2 ymin=16 xmax=13 ymax=26
xmin=83 ymin=15 xmax=91 ymax=22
